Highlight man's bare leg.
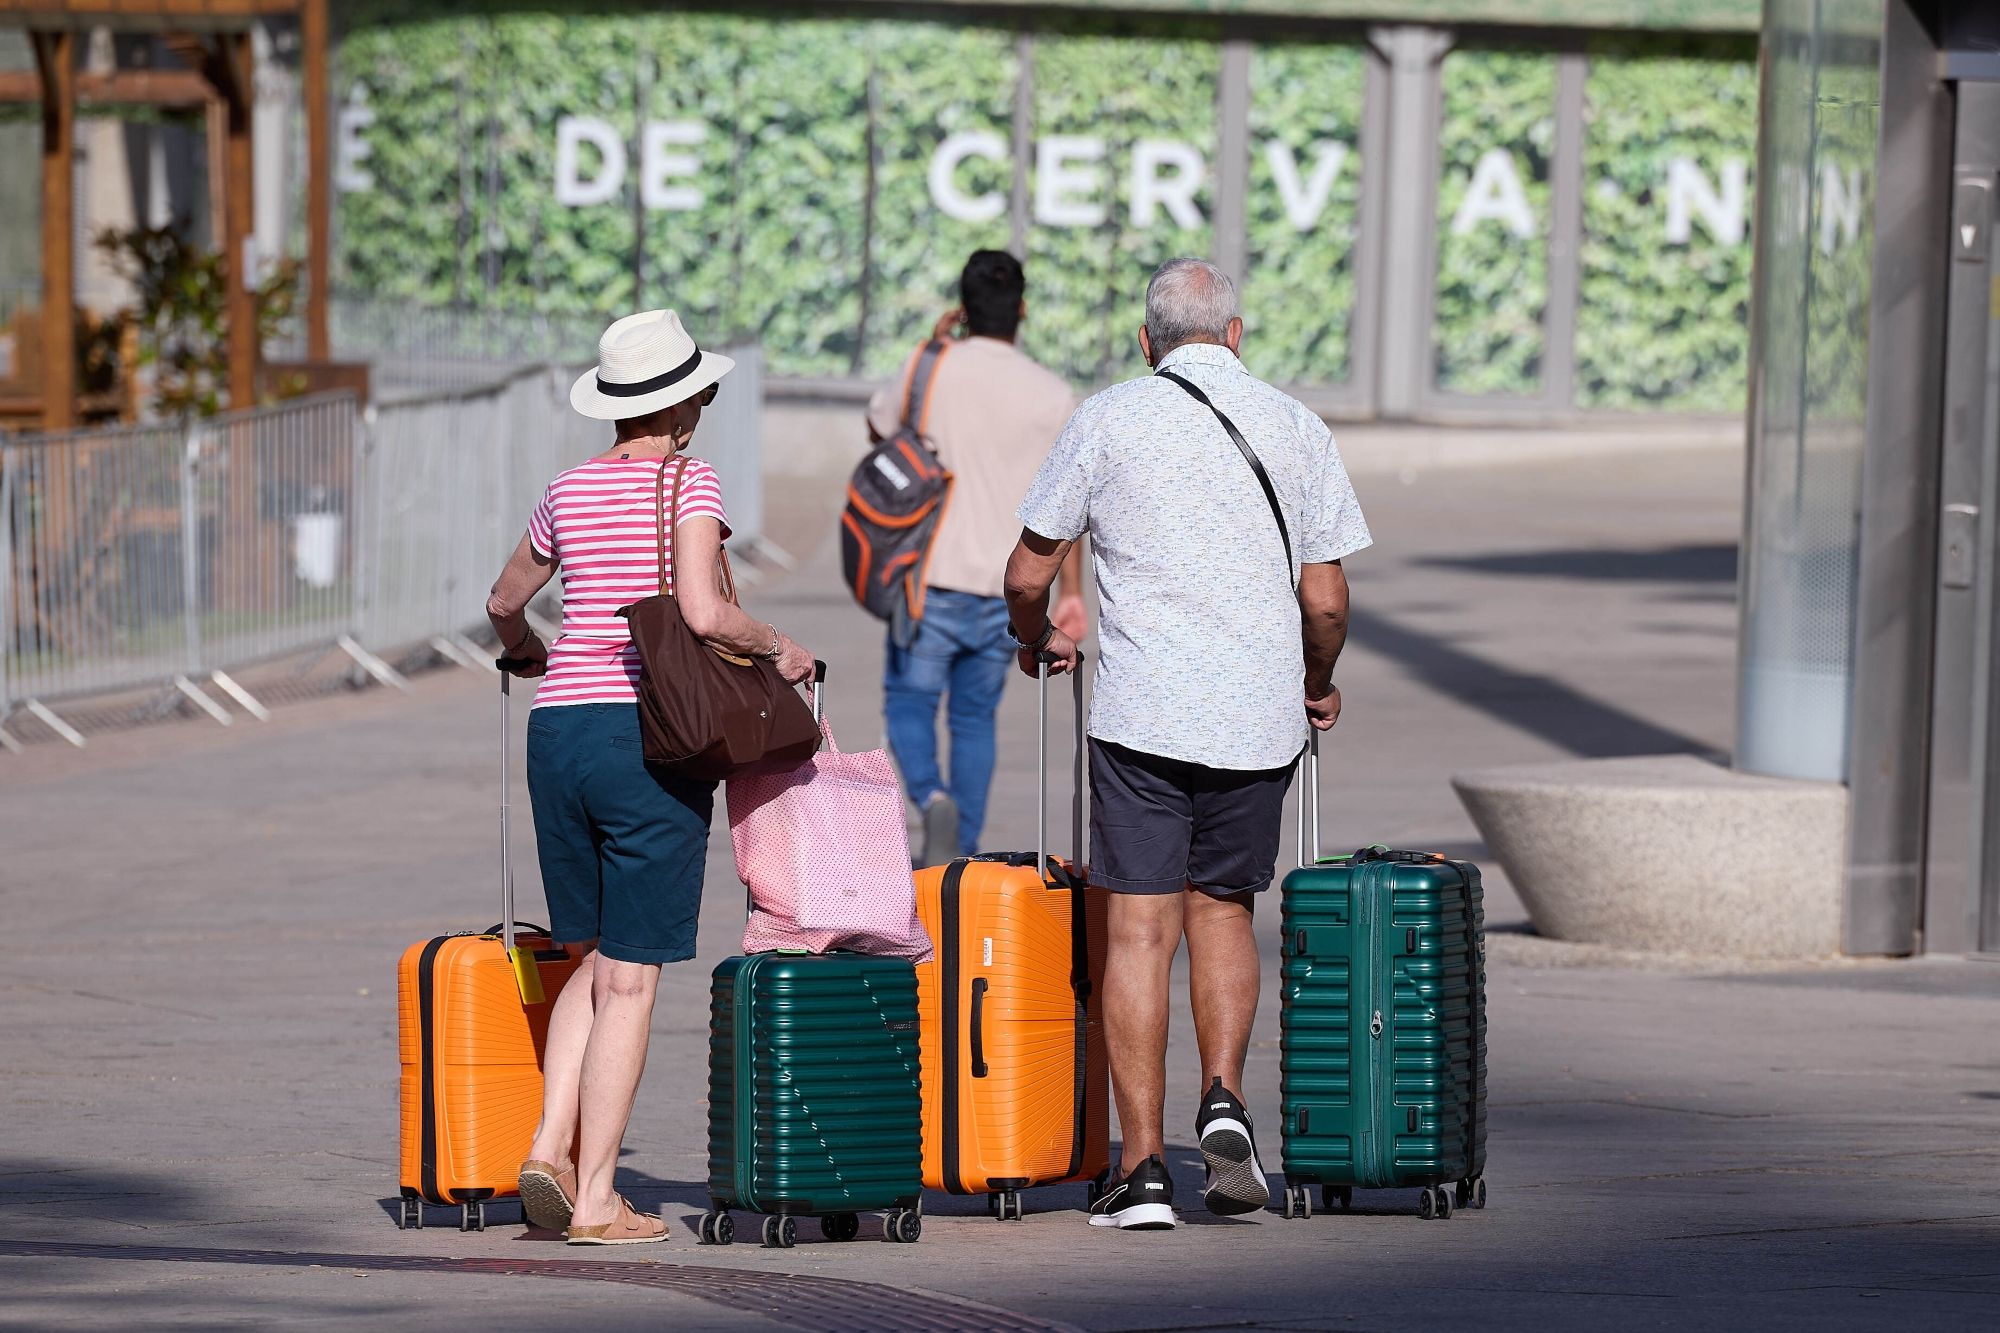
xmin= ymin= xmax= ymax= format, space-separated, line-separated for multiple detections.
xmin=1184 ymin=888 xmax=1259 ymax=1097
xmin=1101 ymin=891 xmax=1185 ymax=1168
xmin=1185 ymin=887 xmax=1269 ymax=1213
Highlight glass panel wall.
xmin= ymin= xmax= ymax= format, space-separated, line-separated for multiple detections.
xmin=1735 ymin=0 xmax=1883 ymax=781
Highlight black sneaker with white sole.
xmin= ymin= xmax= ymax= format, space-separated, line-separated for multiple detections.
xmin=1086 ymin=1155 xmax=1177 ymax=1230
xmin=1196 ymin=1076 xmax=1271 ymax=1216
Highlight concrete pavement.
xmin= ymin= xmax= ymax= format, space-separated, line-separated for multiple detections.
xmin=3 ymin=444 xmax=1997 ymax=1330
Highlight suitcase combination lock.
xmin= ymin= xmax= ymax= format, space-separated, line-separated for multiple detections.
xmin=1369 ymin=1009 xmax=1383 ymax=1038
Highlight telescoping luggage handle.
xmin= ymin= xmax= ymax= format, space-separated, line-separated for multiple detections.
xmin=1297 ymin=731 xmax=1323 ymax=868
xmin=497 ymin=671 xmax=546 ymax=1005
xmin=1036 ymin=650 xmax=1087 ymax=882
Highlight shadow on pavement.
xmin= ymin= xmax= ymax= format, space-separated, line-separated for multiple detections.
xmin=1347 ymin=607 xmax=1715 ymax=760
xmin=1416 ymin=543 xmax=1738 ymax=583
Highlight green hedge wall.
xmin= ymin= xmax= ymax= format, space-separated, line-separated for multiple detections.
xmin=1432 ymin=47 xmax=1556 ymax=397
xmin=1025 ymin=28 xmax=1218 ymax=385
xmin=1244 ymin=41 xmax=1365 ymax=386
xmin=1577 ymin=39 xmax=1756 ymax=411
xmin=865 ymin=21 xmax=1017 ymax=378
xmin=331 ymin=9 xmax=1756 ymax=411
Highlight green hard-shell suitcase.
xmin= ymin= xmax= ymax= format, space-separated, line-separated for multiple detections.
xmin=1276 ymin=735 xmax=1488 ymax=1221
xmin=700 ymin=952 xmax=926 ymax=1248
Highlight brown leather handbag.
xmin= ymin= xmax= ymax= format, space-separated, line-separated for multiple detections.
xmin=617 ymin=457 xmax=819 ymax=780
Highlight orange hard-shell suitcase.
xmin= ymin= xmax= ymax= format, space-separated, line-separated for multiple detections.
xmin=395 ymin=672 xmax=582 ymax=1231
xmin=915 ymin=657 xmax=1110 ymax=1219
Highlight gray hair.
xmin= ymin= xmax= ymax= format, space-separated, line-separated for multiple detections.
xmin=1143 ymin=257 xmax=1239 ymax=355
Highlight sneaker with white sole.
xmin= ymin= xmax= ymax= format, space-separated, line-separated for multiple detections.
xmin=1196 ymin=1076 xmax=1270 ymax=1216
xmin=1087 ymin=1154 xmax=1177 ymax=1230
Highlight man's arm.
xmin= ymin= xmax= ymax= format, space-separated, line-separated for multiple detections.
xmin=1004 ymin=528 xmax=1080 ymax=676
xmin=1299 ymin=560 xmax=1349 ymax=730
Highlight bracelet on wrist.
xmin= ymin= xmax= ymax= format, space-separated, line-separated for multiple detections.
xmin=763 ymin=625 xmax=782 ymax=660
xmin=1009 ymin=617 xmax=1055 ymax=653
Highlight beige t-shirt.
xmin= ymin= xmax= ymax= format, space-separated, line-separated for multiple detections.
xmin=867 ymin=336 xmax=1076 ymax=600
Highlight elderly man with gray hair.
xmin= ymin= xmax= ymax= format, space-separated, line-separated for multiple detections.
xmin=1004 ymin=257 xmax=1370 ymax=1230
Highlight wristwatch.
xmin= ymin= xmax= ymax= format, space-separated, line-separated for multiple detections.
xmin=1008 ymin=617 xmax=1056 ymax=653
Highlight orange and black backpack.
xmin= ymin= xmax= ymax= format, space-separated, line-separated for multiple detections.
xmin=842 ymin=339 xmax=954 ymax=644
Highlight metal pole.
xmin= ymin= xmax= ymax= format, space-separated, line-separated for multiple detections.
xmin=501 ymin=671 xmax=515 ymax=956
xmin=180 ymin=422 xmax=205 ymax=676
xmin=1037 ymin=655 xmax=1048 ymax=875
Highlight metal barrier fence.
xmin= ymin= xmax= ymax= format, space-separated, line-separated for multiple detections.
xmin=1 ymin=346 xmax=770 ymax=749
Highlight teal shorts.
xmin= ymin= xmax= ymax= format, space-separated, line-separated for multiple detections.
xmin=525 ymin=703 xmax=715 ymax=965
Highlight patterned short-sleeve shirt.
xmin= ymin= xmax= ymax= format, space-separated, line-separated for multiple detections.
xmin=1018 ymin=342 xmax=1370 ymax=770
xmin=527 ymin=454 xmax=729 ymax=709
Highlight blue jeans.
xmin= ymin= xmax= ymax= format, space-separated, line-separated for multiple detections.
xmin=884 ymin=588 xmax=1014 ymax=857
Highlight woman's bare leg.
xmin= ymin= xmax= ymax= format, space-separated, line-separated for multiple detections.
xmin=525 ymin=942 xmax=598 ymax=1169
xmin=566 ymin=955 xmax=663 ymax=1227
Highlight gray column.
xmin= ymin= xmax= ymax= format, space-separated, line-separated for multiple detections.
xmin=1370 ymin=25 xmax=1453 ymax=420
xmin=1542 ymin=52 xmax=1586 ymax=413
xmin=1009 ymin=31 xmax=1034 ymax=259
xmin=1841 ymin=0 xmax=1952 ymax=954
xmin=1212 ymin=39 xmax=1251 ymax=286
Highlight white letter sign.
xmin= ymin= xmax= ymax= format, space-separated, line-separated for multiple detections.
xmin=928 ymin=130 xmax=1007 ymax=223
xmin=1664 ymin=156 xmax=1747 ymax=246
xmin=641 ymin=120 xmax=705 ymax=211
xmin=1818 ymin=163 xmax=1865 ymax=256
xmin=335 ymin=88 xmax=375 ymax=193
xmin=555 ymin=116 xmax=626 ymax=208
xmin=1265 ymin=140 xmax=1347 ymax=233
xmin=1451 ymin=149 xmax=1536 ymax=239
xmin=1130 ymin=139 xmax=1206 ymax=229
xmin=1034 ymin=136 xmax=1106 ymax=228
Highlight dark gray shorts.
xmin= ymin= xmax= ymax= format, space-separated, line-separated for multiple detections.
xmin=1088 ymin=739 xmax=1295 ymax=896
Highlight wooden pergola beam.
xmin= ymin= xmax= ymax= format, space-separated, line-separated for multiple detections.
xmin=3 ymin=0 xmax=328 ymax=426
xmin=0 ymin=66 xmax=211 ymax=106
xmin=31 ymin=28 xmax=75 ymax=434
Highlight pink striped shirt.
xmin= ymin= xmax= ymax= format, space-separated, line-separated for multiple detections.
xmin=527 ymin=455 xmax=730 ymax=709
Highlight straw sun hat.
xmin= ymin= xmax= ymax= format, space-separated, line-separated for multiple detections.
xmin=569 ymin=309 xmax=735 ymax=420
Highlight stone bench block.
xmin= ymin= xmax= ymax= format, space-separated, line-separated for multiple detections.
xmin=1451 ymin=755 xmax=1846 ymax=958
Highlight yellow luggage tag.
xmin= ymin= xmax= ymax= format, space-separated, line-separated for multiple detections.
xmin=510 ymin=941 xmax=546 ymax=1006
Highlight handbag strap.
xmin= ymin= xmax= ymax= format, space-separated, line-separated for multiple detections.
xmin=1157 ymin=369 xmax=1295 ymax=583
xmin=652 ymin=454 xmax=739 ymax=606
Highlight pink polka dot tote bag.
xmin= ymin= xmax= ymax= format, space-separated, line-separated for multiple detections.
xmin=728 ymin=716 xmax=932 ymax=963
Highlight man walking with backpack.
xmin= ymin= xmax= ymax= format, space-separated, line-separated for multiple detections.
xmin=866 ymin=250 xmax=1083 ymax=865
xmin=1003 ymin=258 xmax=1370 ymax=1230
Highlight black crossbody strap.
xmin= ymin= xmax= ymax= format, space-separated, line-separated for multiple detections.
xmin=1157 ymin=370 xmax=1294 ymax=582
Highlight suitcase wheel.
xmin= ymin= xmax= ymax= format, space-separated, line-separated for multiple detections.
xmin=883 ymin=1207 xmax=922 ymax=1244
xmin=1418 ymin=1185 xmax=1453 ymax=1221
xmin=699 ymin=1211 xmax=734 ymax=1245
xmin=820 ymin=1212 xmax=861 ymax=1243
xmin=1466 ymin=1178 xmax=1486 ymax=1210
xmin=761 ymin=1215 xmax=797 ymax=1249
xmin=1321 ymin=1185 xmax=1352 ymax=1212
xmin=1280 ymin=1184 xmax=1312 ymax=1220
xmin=990 ymin=1189 xmax=1023 ymax=1222
xmin=397 ymin=1198 xmax=423 ymax=1230
xmin=459 ymin=1201 xmax=486 ymax=1232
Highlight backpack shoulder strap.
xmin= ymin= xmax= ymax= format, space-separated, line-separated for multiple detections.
xmin=900 ymin=339 xmax=950 ymax=438
xmin=1157 ymin=369 xmax=1295 ymax=581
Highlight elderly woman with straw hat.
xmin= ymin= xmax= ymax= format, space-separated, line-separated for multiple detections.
xmin=485 ymin=310 xmax=816 ymax=1245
